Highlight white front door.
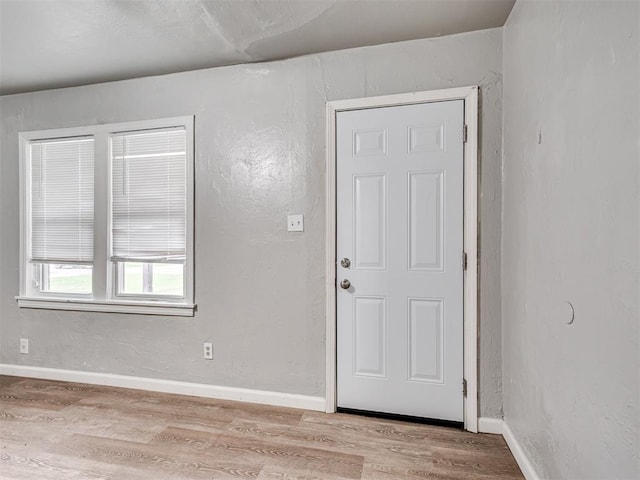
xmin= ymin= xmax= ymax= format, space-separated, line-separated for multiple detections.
xmin=336 ymin=100 xmax=464 ymax=422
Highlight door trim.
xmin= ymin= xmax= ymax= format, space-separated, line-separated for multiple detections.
xmin=325 ymin=86 xmax=479 ymax=432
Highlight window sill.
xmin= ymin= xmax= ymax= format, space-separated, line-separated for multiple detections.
xmin=15 ymin=296 xmax=196 ymax=317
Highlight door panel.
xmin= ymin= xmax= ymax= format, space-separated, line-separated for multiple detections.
xmin=408 ymin=298 xmax=444 ymax=383
xmin=408 ymin=171 xmax=444 ymax=271
xmin=354 ymin=174 xmax=386 ymax=270
xmin=353 ymin=296 xmax=387 ymax=377
xmin=354 ymin=129 xmax=387 ymax=157
xmin=336 ymin=100 xmax=464 ymax=421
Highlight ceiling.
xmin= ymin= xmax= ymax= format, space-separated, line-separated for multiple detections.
xmin=0 ymin=0 xmax=514 ymax=96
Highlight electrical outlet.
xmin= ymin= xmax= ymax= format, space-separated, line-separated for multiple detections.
xmin=287 ymin=214 xmax=304 ymax=232
xmin=203 ymin=342 xmax=213 ymax=360
xmin=19 ymin=338 xmax=29 ymax=354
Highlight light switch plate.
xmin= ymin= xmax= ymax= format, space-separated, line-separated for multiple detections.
xmin=287 ymin=214 xmax=304 ymax=232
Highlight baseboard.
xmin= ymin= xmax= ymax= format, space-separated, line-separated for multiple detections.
xmin=502 ymin=420 xmax=541 ymax=480
xmin=478 ymin=417 xmax=540 ymax=479
xmin=0 ymin=364 xmax=326 ymax=412
xmin=478 ymin=416 xmax=503 ymax=434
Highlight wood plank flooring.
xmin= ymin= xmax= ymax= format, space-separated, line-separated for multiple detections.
xmin=0 ymin=375 xmax=523 ymax=479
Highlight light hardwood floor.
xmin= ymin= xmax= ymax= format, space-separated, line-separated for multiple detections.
xmin=0 ymin=375 xmax=523 ymax=479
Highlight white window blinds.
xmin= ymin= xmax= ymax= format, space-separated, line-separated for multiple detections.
xmin=111 ymin=127 xmax=187 ymax=263
xmin=29 ymin=137 xmax=95 ymax=264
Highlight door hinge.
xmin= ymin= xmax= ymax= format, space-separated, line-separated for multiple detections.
xmin=463 ymin=378 xmax=467 ymax=397
xmin=463 ymin=124 xmax=468 ymax=143
xmin=462 ymin=252 xmax=468 ymax=271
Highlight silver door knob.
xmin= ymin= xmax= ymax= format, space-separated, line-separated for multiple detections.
xmin=340 ymin=258 xmax=351 ymax=268
xmin=340 ymin=279 xmax=351 ymax=289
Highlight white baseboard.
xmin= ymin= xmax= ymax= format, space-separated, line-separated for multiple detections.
xmin=478 ymin=416 xmax=503 ymax=434
xmin=0 ymin=364 xmax=326 ymax=412
xmin=478 ymin=417 xmax=540 ymax=480
xmin=502 ymin=420 xmax=541 ymax=480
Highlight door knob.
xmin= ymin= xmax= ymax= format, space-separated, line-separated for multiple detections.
xmin=340 ymin=258 xmax=351 ymax=268
xmin=340 ymin=279 xmax=351 ymax=289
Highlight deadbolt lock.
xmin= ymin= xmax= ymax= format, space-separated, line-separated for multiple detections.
xmin=340 ymin=258 xmax=351 ymax=268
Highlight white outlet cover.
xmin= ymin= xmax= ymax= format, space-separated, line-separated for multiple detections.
xmin=287 ymin=214 xmax=304 ymax=232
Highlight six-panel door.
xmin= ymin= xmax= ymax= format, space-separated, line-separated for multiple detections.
xmin=336 ymin=100 xmax=464 ymax=421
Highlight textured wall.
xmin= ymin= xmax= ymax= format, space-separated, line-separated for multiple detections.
xmin=503 ymin=1 xmax=639 ymax=478
xmin=0 ymin=29 xmax=503 ymax=416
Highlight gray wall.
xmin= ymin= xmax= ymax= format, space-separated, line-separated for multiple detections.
xmin=0 ymin=28 xmax=504 ymax=417
xmin=502 ymin=1 xmax=639 ymax=478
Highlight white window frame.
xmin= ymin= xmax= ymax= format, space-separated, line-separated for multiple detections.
xmin=16 ymin=116 xmax=196 ymax=317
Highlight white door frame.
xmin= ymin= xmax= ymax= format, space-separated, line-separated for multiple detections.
xmin=325 ymin=86 xmax=479 ymax=432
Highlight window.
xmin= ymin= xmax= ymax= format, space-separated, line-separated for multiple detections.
xmin=111 ymin=128 xmax=187 ymax=298
xmin=29 ymin=137 xmax=95 ymax=295
xmin=18 ymin=117 xmax=194 ymax=316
